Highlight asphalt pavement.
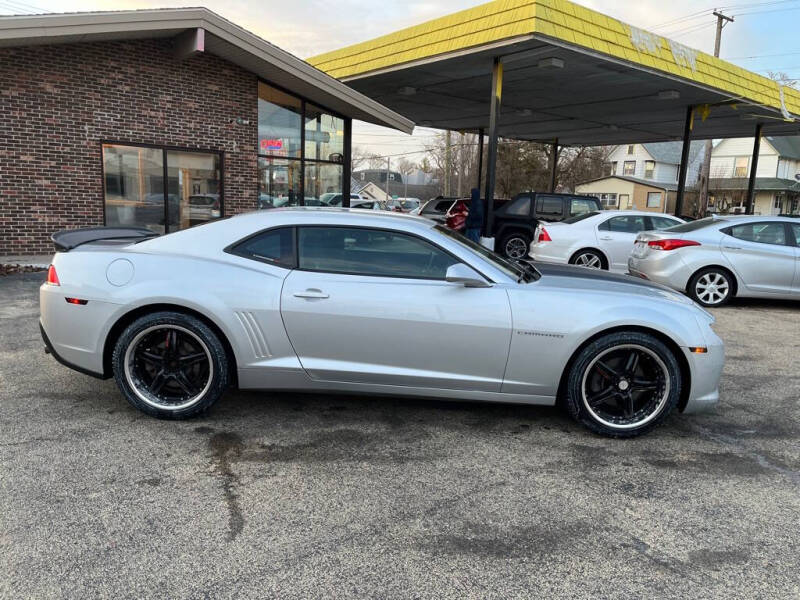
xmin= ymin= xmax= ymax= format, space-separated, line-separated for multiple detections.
xmin=1 ymin=272 xmax=798 ymax=599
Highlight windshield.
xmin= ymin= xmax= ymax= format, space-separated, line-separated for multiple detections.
xmin=563 ymin=211 xmax=600 ymax=224
xmin=433 ymin=225 xmax=537 ymax=282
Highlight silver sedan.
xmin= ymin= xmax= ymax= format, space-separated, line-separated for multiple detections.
xmin=40 ymin=208 xmax=724 ymax=437
xmin=629 ymin=215 xmax=800 ymax=306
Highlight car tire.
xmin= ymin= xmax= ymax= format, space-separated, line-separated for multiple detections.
xmin=688 ymin=267 xmax=734 ymax=307
xmin=569 ymin=249 xmax=606 ymax=270
xmin=564 ymin=331 xmax=681 ymax=438
xmin=112 ymin=311 xmax=229 ymax=419
xmin=500 ymin=232 xmax=531 ymax=259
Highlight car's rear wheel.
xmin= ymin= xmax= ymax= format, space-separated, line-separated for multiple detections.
xmin=569 ymin=249 xmax=605 ymax=269
xmin=500 ymin=232 xmax=531 ymax=259
xmin=112 ymin=311 xmax=229 ymax=419
xmin=565 ymin=331 xmax=681 ymax=438
xmin=688 ymin=267 xmax=733 ymax=307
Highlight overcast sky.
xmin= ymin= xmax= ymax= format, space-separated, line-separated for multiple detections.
xmin=3 ymin=0 xmax=799 ymax=161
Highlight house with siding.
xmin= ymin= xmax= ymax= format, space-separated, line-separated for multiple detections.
xmin=708 ymin=136 xmax=800 ymax=215
xmin=575 ymin=142 xmax=704 ymax=213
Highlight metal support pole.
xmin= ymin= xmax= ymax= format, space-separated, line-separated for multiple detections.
xmin=444 ymin=130 xmax=451 ymax=196
xmin=745 ymin=123 xmax=763 ymax=215
xmin=549 ymin=138 xmax=559 ymax=193
xmin=476 ymin=128 xmax=484 ymax=191
xmin=342 ymin=118 xmax=352 ymax=208
xmin=385 ymin=157 xmax=391 ymax=201
xmin=484 ymin=58 xmax=503 ymax=237
xmin=675 ymin=106 xmax=694 ymax=217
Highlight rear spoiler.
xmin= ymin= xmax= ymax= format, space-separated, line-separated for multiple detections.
xmin=51 ymin=226 xmax=158 ymax=251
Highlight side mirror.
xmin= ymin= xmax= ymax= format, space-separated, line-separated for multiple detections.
xmin=445 ymin=263 xmax=491 ymax=288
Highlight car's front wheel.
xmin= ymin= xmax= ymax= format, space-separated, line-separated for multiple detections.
xmin=564 ymin=331 xmax=681 ymax=437
xmin=112 ymin=311 xmax=229 ymax=419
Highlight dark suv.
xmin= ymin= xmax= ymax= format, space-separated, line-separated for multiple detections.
xmin=491 ymin=192 xmax=602 ymax=258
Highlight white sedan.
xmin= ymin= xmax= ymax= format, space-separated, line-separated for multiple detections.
xmin=530 ymin=211 xmax=684 ymax=273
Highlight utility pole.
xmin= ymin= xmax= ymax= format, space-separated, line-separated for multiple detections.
xmin=457 ymin=132 xmax=464 ymax=197
xmin=444 ymin=130 xmax=452 ymax=196
xmin=699 ymin=11 xmax=734 ymax=217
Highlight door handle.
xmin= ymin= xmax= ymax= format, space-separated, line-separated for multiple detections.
xmin=293 ymin=289 xmax=329 ymax=299
xmin=600 ymin=236 xmax=613 ymax=241
xmin=723 ymin=245 xmax=742 ymax=250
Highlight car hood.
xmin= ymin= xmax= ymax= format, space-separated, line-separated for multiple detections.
xmin=531 ymin=262 xmax=699 ymax=308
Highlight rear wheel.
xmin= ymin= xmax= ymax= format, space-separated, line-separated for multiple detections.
xmin=500 ymin=232 xmax=531 ymax=259
xmin=565 ymin=331 xmax=681 ymax=438
xmin=569 ymin=249 xmax=605 ymax=270
xmin=112 ymin=311 xmax=229 ymax=419
xmin=688 ymin=268 xmax=733 ymax=307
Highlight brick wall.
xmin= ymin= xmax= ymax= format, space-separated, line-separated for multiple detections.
xmin=0 ymin=39 xmax=259 ymax=254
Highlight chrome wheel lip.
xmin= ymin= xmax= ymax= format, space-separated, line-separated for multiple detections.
xmin=581 ymin=344 xmax=671 ymax=431
xmin=575 ymin=252 xmax=602 ymax=269
xmin=505 ymin=237 xmax=528 ymax=259
xmin=124 ymin=324 xmax=213 ymax=411
xmin=695 ymin=272 xmax=730 ymax=305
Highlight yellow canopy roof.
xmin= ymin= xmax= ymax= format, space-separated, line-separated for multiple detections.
xmin=309 ymin=0 xmax=800 ymax=144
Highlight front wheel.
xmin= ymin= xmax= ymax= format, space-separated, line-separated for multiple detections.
xmin=564 ymin=332 xmax=681 ymax=438
xmin=500 ymin=232 xmax=531 ymax=260
xmin=112 ymin=311 xmax=229 ymax=419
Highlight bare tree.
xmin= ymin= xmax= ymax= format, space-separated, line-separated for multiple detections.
xmin=768 ymin=71 xmax=798 ymax=89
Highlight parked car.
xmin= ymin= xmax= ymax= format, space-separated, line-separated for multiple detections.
xmin=42 ymin=209 xmax=723 ymax=438
xmin=414 ymin=197 xmax=459 ymax=222
xmin=530 ymin=211 xmax=684 ymax=273
xmin=387 ymin=197 xmax=421 ymax=213
xmin=628 ymin=216 xmax=800 ymax=306
xmin=490 ymin=192 xmax=602 ymax=259
xmin=350 ymin=199 xmax=384 ymax=210
xmin=188 ymin=194 xmax=221 ymax=223
xmin=320 ymin=193 xmax=371 ymax=207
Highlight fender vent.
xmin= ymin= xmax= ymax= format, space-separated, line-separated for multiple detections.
xmin=234 ymin=311 xmax=271 ymax=358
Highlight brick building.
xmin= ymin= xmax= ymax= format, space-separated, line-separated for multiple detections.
xmin=0 ymin=9 xmax=412 ymax=254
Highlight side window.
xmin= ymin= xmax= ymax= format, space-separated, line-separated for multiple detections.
xmin=535 ymin=195 xmax=564 ymax=217
xmin=505 ymin=196 xmax=531 ymax=216
xmin=726 ymin=222 xmax=787 ymax=246
xmin=791 ymin=224 xmax=800 ymax=245
xmin=230 ymin=227 xmax=295 ymax=268
xmin=650 ymin=216 xmax=682 ymax=230
xmin=603 ymin=215 xmax=647 ymax=233
xmin=570 ymin=197 xmax=598 ymax=216
xmin=297 ymin=227 xmax=459 ymax=279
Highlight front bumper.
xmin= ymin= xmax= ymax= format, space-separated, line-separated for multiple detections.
xmin=680 ymin=325 xmax=724 ymax=414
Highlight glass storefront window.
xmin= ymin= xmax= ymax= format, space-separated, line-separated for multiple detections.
xmin=103 ymin=144 xmax=223 ymax=233
xmin=258 ymin=82 xmax=302 ymax=159
xmin=103 ymin=144 xmax=166 ymax=234
xmin=167 ymin=151 xmax=221 ymax=231
xmin=305 ymin=104 xmax=344 ymax=162
xmin=304 ymin=162 xmax=343 ymax=206
xmin=259 ymin=157 xmax=302 ymax=208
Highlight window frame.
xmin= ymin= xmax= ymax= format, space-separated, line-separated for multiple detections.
xmin=598 ymin=215 xmax=647 ymax=233
xmin=733 ymin=156 xmax=749 ymax=178
xmin=623 ymin=161 xmax=636 ymax=176
xmin=224 ymin=225 xmax=298 ymax=269
xmin=295 ymin=224 xmax=475 ymax=282
xmin=647 ymin=216 xmax=682 ymax=230
xmin=257 ymin=78 xmax=351 ymax=207
xmin=644 ymin=160 xmax=655 ymax=179
xmin=100 ymin=140 xmax=224 ymax=233
xmin=646 ymin=192 xmax=662 ymax=208
xmin=535 ymin=195 xmax=564 ymax=218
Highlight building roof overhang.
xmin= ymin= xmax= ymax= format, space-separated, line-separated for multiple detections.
xmin=309 ymin=0 xmax=800 ymax=145
xmin=0 ymin=8 xmax=414 ymax=134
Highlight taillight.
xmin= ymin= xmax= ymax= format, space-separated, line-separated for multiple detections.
xmin=47 ymin=264 xmax=60 ymax=286
xmin=538 ymin=228 xmax=552 ymax=243
xmin=212 ymin=200 xmax=220 ymax=210
xmin=647 ymin=239 xmax=701 ymax=251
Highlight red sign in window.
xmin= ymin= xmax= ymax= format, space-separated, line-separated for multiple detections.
xmin=260 ymin=139 xmax=283 ymax=151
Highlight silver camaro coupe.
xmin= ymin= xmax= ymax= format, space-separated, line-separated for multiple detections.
xmin=40 ymin=208 xmax=724 ymax=437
